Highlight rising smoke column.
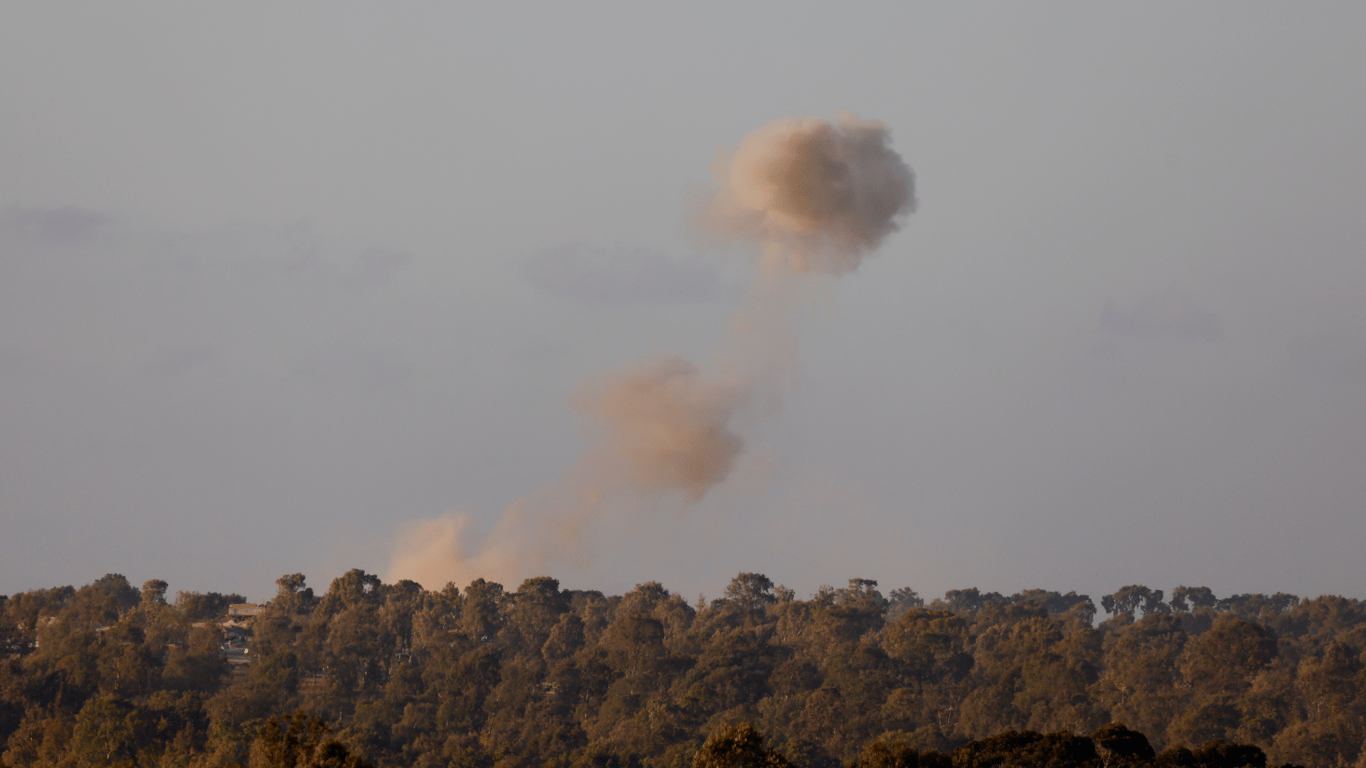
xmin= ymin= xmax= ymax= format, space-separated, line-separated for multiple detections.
xmin=389 ymin=356 xmax=750 ymax=589
xmin=389 ymin=113 xmax=914 ymax=589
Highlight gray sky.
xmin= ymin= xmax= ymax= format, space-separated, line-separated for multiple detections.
xmin=2 ymin=4 xmax=1364 ymax=605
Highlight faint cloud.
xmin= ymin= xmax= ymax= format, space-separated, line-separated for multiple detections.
xmin=170 ymin=220 xmax=408 ymax=291
xmin=194 ymin=220 xmax=327 ymax=283
xmin=524 ymin=243 xmax=724 ymax=306
xmin=0 ymin=206 xmax=110 ymax=247
xmin=1099 ymin=290 xmax=1220 ymax=340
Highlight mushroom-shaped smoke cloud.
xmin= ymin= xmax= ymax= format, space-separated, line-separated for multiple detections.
xmin=701 ymin=113 xmax=916 ymax=275
xmin=389 ymin=114 xmax=915 ymax=591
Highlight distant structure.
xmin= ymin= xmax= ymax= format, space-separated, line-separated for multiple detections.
xmin=228 ymin=603 xmax=264 ymax=618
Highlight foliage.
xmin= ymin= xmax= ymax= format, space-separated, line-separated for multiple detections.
xmin=0 ymin=574 xmax=1363 ymax=768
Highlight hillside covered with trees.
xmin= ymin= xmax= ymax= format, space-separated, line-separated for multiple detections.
xmin=1 ymin=572 xmax=1363 ymax=768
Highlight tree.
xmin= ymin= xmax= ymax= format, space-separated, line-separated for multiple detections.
xmin=1292 ymin=640 xmax=1362 ymax=723
xmin=250 ymin=709 xmax=374 ymax=768
xmin=162 ymin=622 xmax=229 ymax=693
xmin=274 ymin=573 xmax=316 ymax=614
xmin=941 ymin=588 xmax=985 ymax=614
xmin=71 ymin=694 xmax=150 ymax=767
xmin=1170 ymin=587 xmax=1217 ymax=613
xmin=951 ymin=730 xmax=1044 ymax=768
xmin=379 ymin=579 xmax=426 ymax=655
xmin=887 ymin=588 xmax=925 ymax=620
xmin=849 ymin=734 xmax=950 ymax=768
xmin=254 ymin=576 xmax=314 ymax=661
xmin=542 ymin=612 xmax=586 ymax=663
xmin=1180 ymin=614 xmax=1277 ymax=701
xmin=461 ymin=579 xmax=506 ymax=641
xmin=1012 ymin=590 xmax=1097 ymax=624
xmin=139 ymin=580 xmax=168 ymax=607
xmin=1169 ymin=702 xmax=1242 ymax=753
xmin=1215 ymin=594 xmax=1299 ymax=621
xmin=64 ymin=576 xmax=137 ymax=630
xmin=316 ymin=570 xmax=383 ymax=616
xmin=723 ymin=573 xmax=776 ymax=618
xmin=1191 ymin=739 xmax=1267 ymax=768
xmin=1014 ymin=731 xmax=1101 ymax=768
xmin=2 ymin=708 xmax=75 ymax=768
xmin=507 ymin=577 xmax=570 ymax=655
xmin=803 ymin=579 xmax=887 ymax=644
xmin=602 ymin=614 xmax=665 ymax=680
xmin=881 ymin=609 xmax=973 ymax=684
xmin=1093 ymin=722 xmax=1156 ymax=766
xmin=4 ymin=568 xmax=1366 ymax=768
xmin=841 ymin=579 xmax=885 ymax=608
xmin=91 ymin=574 xmax=141 ymax=613
xmin=692 ymin=722 xmax=792 ymax=768
xmin=174 ymin=590 xmax=247 ymax=621
xmin=1095 ymin=613 xmax=1189 ymax=745
xmin=1102 ymin=586 xmax=1168 ymax=619
xmin=682 ymin=629 xmax=777 ymax=712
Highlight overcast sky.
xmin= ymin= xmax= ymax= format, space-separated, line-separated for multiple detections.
xmin=2 ymin=4 xmax=1364 ymax=606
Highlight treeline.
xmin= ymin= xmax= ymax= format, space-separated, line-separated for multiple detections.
xmin=705 ymin=721 xmax=1290 ymax=768
xmin=1 ymin=572 xmax=1364 ymax=767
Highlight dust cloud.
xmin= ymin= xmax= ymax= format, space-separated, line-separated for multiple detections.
xmin=388 ymin=114 xmax=914 ymax=589
xmin=700 ymin=112 xmax=916 ymax=275
xmin=573 ymin=355 xmax=749 ymax=501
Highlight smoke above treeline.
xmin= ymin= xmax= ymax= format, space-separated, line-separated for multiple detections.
xmin=388 ymin=114 xmax=917 ymax=589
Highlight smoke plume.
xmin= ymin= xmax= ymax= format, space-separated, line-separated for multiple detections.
xmin=573 ymin=355 xmax=748 ymax=501
xmin=701 ymin=112 xmax=916 ymax=275
xmin=388 ymin=114 xmax=914 ymax=589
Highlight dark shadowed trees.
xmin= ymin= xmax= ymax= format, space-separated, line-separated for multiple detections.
xmin=1094 ymin=722 xmax=1156 ymax=767
xmin=251 ymin=710 xmax=374 ymax=768
xmin=1103 ymin=586 xmax=1168 ymax=619
xmin=693 ymin=722 xmax=793 ymax=768
xmin=1170 ymin=587 xmax=1217 ymax=613
xmin=1 ymin=571 xmax=1365 ymax=768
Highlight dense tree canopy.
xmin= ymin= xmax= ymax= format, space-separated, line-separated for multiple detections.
xmin=0 ymin=573 xmax=1362 ymax=768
